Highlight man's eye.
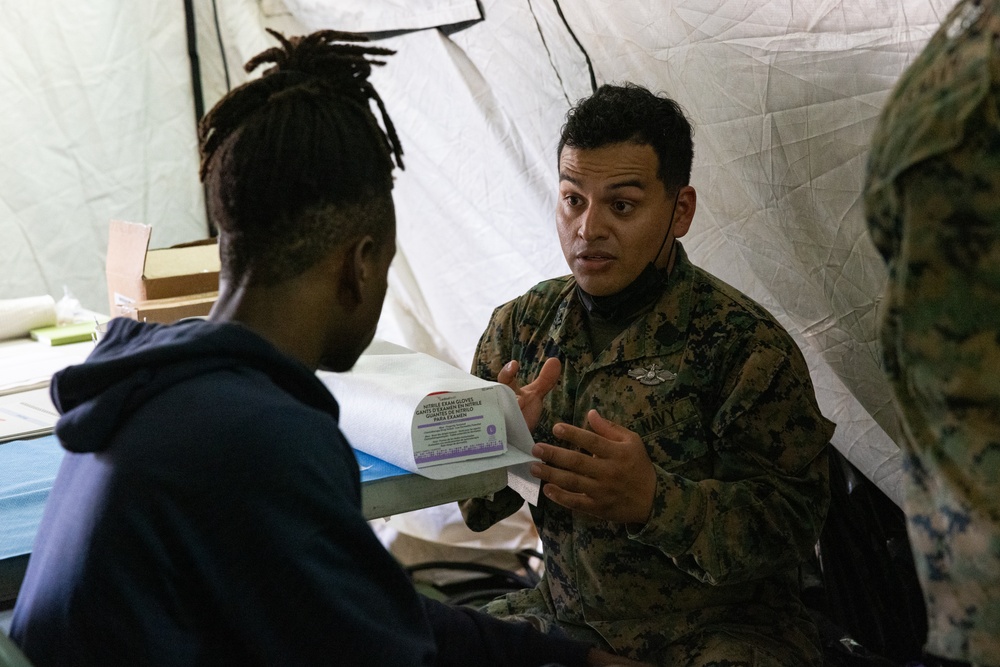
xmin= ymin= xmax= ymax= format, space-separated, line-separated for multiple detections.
xmin=612 ymin=201 xmax=634 ymax=214
xmin=564 ymin=195 xmax=582 ymax=206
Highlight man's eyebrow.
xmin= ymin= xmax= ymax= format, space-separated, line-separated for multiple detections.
xmin=558 ymin=175 xmax=646 ymax=190
xmin=608 ymin=179 xmax=644 ymax=191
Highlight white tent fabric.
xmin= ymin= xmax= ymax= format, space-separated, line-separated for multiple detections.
xmin=0 ymin=0 xmax=959 ymax=507
xmin=0 ymin=1 xmax=207 ymax=311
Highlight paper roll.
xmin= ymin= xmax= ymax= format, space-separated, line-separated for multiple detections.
xmin=317 ymin=339 xmax=537 ymax=482
xmin=0 ymin=295 xmax=57 ymax=341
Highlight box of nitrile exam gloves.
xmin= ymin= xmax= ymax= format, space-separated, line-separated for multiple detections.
xmin=105 ymin=219 xmax=220 ymax=324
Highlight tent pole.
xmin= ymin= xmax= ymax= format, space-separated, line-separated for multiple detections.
xmin=182 ymin=0 xmax=218 ymax=237
xmin=183 ymin=0 xmax=206 ymax=122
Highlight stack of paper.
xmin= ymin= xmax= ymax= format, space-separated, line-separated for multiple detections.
xmin=318 ymin=340 xmax=540 ymax=503
xmin=0 ymin=338 xmax=94 ymax=396
xmin=0 ymin=388 xmax=59 ymax=444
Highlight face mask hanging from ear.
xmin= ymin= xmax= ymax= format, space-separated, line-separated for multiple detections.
xmin=577 ymin=190 xmax=681 ymax=321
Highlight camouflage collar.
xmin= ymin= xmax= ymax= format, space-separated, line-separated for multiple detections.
xmin=866 ymin=0 xmax=998 ymax=214
xmin=550 ymin=243 xmax=696 ymax=371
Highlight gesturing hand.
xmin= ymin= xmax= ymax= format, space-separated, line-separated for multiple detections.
xmin=530 ymin=409 xmax=657 ymax=525
xmin=497 ymin=357 xmax=561 ymax=432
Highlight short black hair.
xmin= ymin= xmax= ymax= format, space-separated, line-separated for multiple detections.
xmin=199 ymin=30 xmax=404 ymax=286
xmin=558 ymin=83 xmax=693 ymax=192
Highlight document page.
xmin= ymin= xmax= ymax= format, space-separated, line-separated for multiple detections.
xmin=0 ymin=388 xmax=59 ymax=443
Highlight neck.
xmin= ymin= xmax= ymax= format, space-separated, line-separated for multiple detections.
xmin=209 ymin=270 xmax=332 ymax=371
xmin=577 ymin=261 xmax=668 ymax=322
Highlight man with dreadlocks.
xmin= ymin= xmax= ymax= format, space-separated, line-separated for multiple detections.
xmin=9 ymin=31 xmax=637 ymax=667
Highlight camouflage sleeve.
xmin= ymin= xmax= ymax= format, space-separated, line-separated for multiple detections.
xmin=860 ymin=1 xmax=1000 ymax=656
xmin=868 ymin=106 xmax=1000 ymax=656
xmin=459 ymin=301 xmax=528 ymax=532
xmin=628 ymin=330 xmax=832 ymax=585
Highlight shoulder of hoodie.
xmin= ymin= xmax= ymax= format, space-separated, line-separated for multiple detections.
xmin=117 ymin=364 xmax=360 ymax=505
xmin=153 ymin=361 xmax=343 ymax=439
xmin=106 ymin=321 xmax=352 ymax=472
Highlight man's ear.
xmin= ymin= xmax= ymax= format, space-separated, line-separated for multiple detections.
xmin=340 ymin=235 xmax=377 ymax=307
xmin=672 ymin=185 xmax=697 ymax=238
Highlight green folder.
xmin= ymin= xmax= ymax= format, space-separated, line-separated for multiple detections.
xmin=29 ymin=321 xmax=99 ymax=346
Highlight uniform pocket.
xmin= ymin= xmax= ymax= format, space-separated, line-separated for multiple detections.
xmin=631 ymin=396 xmax=710 ymax=473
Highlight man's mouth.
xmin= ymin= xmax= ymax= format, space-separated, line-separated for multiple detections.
xmin=576 ymin=249 xmax=615 ymax=261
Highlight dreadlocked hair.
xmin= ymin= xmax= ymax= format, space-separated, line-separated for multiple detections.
xmin=198 ymin=29 xmax=404 ymax=286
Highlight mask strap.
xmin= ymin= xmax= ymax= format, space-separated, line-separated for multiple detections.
xmin=651 ymin=188 xmax=682 ymax=269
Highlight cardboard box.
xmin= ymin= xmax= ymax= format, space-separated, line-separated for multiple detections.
xmin=131 ymin=292 xmax=219 ymax=325
xmin=106 ymin=220 xmax=220 ymax=323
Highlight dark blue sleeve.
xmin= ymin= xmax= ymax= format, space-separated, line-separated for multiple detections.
xmin=17 ymin=374 xmax=440 ymax=667
xmin=420 ymin=597 xmax=591 ymax=667
xmin=194 ymin=407 xmax=439 ymax=666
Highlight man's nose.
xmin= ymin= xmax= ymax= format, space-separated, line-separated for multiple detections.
xmin=577 ymin=206 xmax=608 ymax=241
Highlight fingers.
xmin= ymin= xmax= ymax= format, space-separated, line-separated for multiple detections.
xmin=531 ymin=442 xmax=599 ymax=479
xmin=584 ymin=409 xmax=630 ymax=441
xmin=497 ymin=357 xmax=561 ymax=394
xmin=552 ymin=423 xmax=612 ymax=459
xmin=532 ymin=411 xmax=656 ymax=524
xmin=550 ymin=410 xmax=633 ymax=457
xmin=540 ymin=482 xmax=594 ymax=513
xmin=529 ymin=451 xmax=597 ymax=508
xmin=529 ymin=357 xmax=562 ymax=396
xmin=496 ymin=360 xmax=520 ymax=389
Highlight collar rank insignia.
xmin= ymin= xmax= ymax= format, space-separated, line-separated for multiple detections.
xmin=627 ymin=364 xmax=676 ymax=386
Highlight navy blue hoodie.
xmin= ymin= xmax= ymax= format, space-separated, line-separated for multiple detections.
xmin=9 ymin=318 xmax=589 ymax=667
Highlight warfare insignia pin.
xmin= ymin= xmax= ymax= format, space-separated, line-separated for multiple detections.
xmin=627 ymin=364 xmax=676 ymax=386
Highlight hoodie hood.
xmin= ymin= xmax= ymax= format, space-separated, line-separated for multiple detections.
xmin=52 ymin=318 xmax=338 ymax=454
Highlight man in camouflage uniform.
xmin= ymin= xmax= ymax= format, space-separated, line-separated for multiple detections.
xmin=461 ymin=83 xmax=834 ymax=666
xmin=864 ymin=2 xmax=1000 ymax=665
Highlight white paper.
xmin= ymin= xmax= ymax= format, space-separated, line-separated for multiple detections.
xmin=0 ymin=387 xmax=59 ymax=443
xmin=0 ymin=338 xmax=94 ymax=396
xmin=318 ymin=339 xmax=540 ymax=503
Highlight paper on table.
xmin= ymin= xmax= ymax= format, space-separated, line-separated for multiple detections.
xmin=0 ymin=338 xmax=94 ymax=396
xmin=0 ymin=388 xmax=60 ymax=443
xmin=318 ymin=339 xmax=540 ymax=503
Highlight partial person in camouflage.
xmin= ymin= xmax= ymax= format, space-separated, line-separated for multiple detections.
xmin=460 ymin=83 xmax=834 ymax=666
xmin=864 ymin=1 xmax=1000 ymax=666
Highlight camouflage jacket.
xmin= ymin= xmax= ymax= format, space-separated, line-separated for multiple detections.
xmin=865 ymin=1 xmax=1000 ymax=663
xmin=462 ymin=245 xmax=833 ymax=661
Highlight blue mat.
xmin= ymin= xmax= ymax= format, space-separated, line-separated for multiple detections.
xmin=0 ymin=435 xmax=63 ymax=560
xmin=0 ymin=434 xmax=408 ymax=561
xmin=355 ymin=449 xmax=409 ymax=482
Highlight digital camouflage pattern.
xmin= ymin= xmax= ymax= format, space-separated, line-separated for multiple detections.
xmin=461 ymin=244 xmax=833 ymax=666
xmin=865 ymin=1 xmax=1000 ymax=664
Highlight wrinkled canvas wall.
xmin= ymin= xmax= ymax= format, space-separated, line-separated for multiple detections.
xmin=243 ymin=0 xmax=957 ymax=503
xmin=0 ymin=0 xmax=960 ymax=506
xmin=555 ymin=1 xmax=958 ymax=500
xmin=0 ymin=0 xmax=207 ymax=313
